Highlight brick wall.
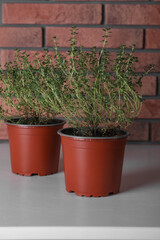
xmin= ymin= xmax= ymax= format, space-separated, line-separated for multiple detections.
xmin=0 ymin=0 xmax=160 ymax=143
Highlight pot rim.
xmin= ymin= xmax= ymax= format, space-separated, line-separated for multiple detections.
xmin=58 ymin=127 xmax=129 ymax=140
xmin=6 ymin=117 xmax=66 ymax=127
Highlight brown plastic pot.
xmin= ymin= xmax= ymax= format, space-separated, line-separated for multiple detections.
xmin=7 ymin=118 xmax=65 ymax=176
xmin=58 ymin=128 xmax=128 ymax=197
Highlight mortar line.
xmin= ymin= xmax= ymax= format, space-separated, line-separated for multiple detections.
xmin=0 ymin=24 xmax=160 ymax=29
xmin=143 ymin=29 xmax=146 ymax=49
xmin=156 ymin=77 xmax=159 ymax=96
xmin=102 ymin=4 xmax=105 ymax=25
xmin=134 ymin=119 xmax=160 ymax=122
xmin=42 ymin=27 xmax=46 ymax=48
xmin=0 ymin=139 xmax=159 ymax=144
xmin=0 ymin=46 xmax=160 ymax=52
xmin=2 ymin=0 xmax=160 ymax=4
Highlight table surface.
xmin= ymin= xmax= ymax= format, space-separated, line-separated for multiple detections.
xmin=0 ymin=143 xmax=160 ymax=239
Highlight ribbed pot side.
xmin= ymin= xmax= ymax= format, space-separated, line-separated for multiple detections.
xmin=7 ymin=119 xmax=65 ymax=176
xmin=58 ymin=128 xmax=128 ymax=197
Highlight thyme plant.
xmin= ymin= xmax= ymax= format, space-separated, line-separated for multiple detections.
xmin=0 ymin=27 xmax=153 ymax=132
xmin=0 ymin=50 xmax=65 ymax=125
xmin=42 ymin=27 xmax=153 ymax=136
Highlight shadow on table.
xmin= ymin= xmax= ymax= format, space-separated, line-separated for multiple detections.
xmin=120 ymin=167 xmax=160 ymax=192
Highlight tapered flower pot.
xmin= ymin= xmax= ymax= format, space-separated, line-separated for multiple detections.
xmin=7 ymin=118 xmax=65 ymax=176
xmin=58 ymin=128 xmax=128 ymax=197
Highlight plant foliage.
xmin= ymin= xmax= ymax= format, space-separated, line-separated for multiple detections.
xmin=41 ymin=27 xmax=153 ymax=136
xmin=0 ymin=50 xmax=65 ymax=125
xmin=0 ymin=27 xmax=153 ymax=133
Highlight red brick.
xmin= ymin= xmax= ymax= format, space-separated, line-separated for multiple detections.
xmin=106 ymin=5 xmax=160 ymax=25
xmin=141 ymin=76 xmax=157 ymax=96
xmin=127 ymin=122 xmax=149 ymax=141
xmin=3 ymin=4 xmax=102 ymax=24
xmin=152 ymin=122 xmax=160 ymax=142
xmin=158 ymin=79 xmax=160 ymax=94
xmin=0 ymin=28 xmax=42 ymax=47
xmin=0 ymin=50 xmax=69 ymax=69
xmin=138 ymin=99 xmax=160 ymax=119
xmin=0 ymin=50 xmax=15 ymax=67
xmin=46 ymin=27 xmax=143 ymax=48
xmin=0 ymin=123 xmax=8 ymax=140
xmin=0 ymin=50 xmax=44 ymax=68
xmin=109 ymin=52 xmax=160 ymax=72
xmin=145 ymin=29 xmax=160 ymax=49
xmin=134 ymin=53 xmax=160 ymax=72
xmin=1 ymin=51 xmax=159 ymax=74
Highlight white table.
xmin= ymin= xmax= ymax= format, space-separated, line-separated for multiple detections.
xmin=0 ymin=143 xmax=160 ymax=240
